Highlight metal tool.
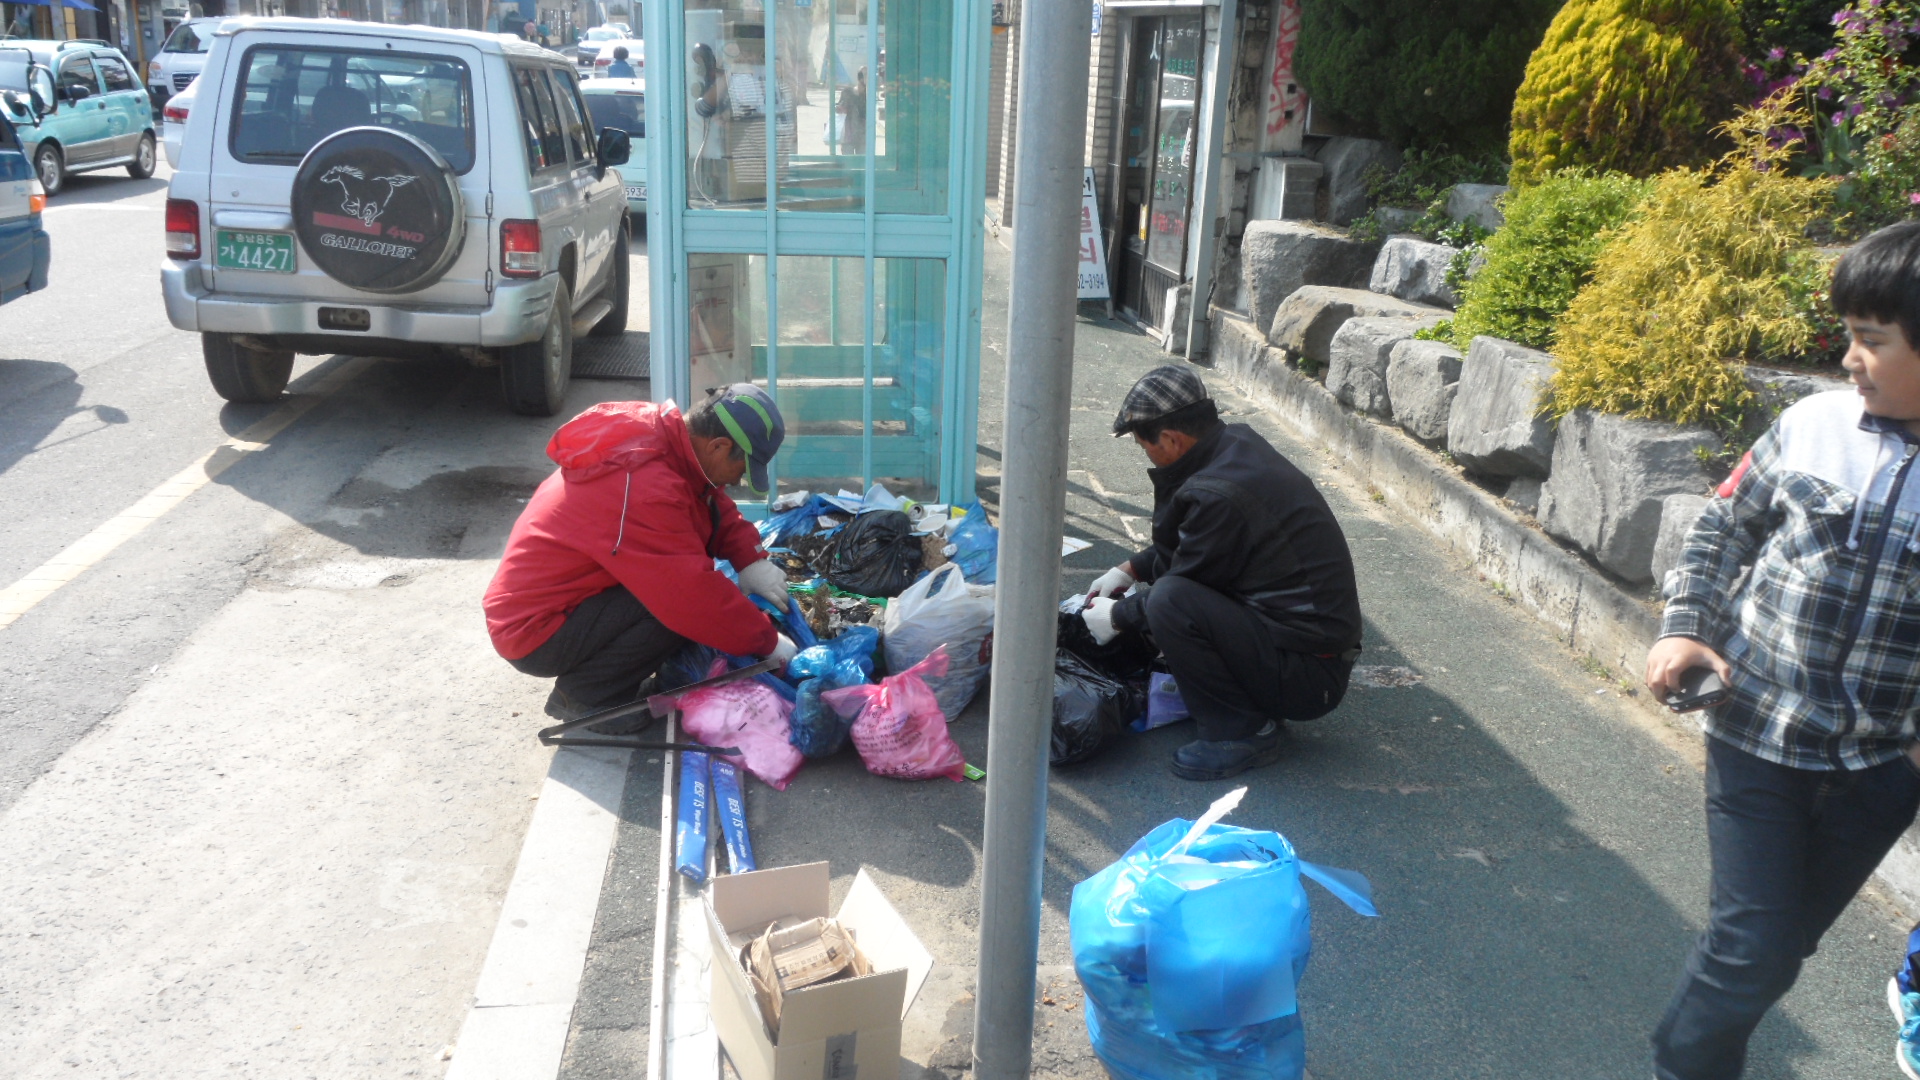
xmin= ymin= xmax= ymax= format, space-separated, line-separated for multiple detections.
xmin=534 ymin=658 xmax=779 ymax=752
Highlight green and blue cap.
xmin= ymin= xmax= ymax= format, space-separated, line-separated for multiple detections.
xmin=706 ymin=383 xmax=785 ymax=494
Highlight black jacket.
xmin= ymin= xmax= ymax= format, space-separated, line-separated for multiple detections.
xmin=1111 ymin=423 xmax=1362 ymax=654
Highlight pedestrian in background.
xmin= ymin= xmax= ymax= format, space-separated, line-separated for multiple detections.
xmin=605 ymin=45 xmax=635 ymax=79
xmin=835 ymin=66 xmax=866 ymax=156
xmin=1646 ymin=221 xmax=1920 ymax=1080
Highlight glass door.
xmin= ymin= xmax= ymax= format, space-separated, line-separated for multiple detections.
xmin=1113 ymin=12 xmax=1200 ymax=329
xmin=650 ymin=0 xmax=987 ymax=511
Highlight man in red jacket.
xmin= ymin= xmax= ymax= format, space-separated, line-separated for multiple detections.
xmin=484 ymin=385 xmax=797 ymax=723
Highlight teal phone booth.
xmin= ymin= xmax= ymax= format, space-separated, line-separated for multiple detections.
xmin=643 ymin=0 xmax=990 ymax=511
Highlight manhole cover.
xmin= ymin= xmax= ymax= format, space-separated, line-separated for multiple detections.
xmin=573 ymin=331 xmax=650 ymax=380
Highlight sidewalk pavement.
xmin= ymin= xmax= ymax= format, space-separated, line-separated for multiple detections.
xmin=559 ymin=234 xmax=1911 ymax=1079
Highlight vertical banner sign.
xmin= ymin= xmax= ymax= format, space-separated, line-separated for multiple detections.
xmin=1091 ymin=0 xmax=1102 ymax=38
xmin=1263 ymin=0 xmax=1307 ymax=152
xmin=1077 ymin=168 xmax=1110 ymax=300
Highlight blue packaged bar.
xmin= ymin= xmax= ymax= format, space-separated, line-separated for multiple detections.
xmin=710 ymin=758 xmax=756 ymax=874
xmin=675 ymin=751 xmax=711 ymax=883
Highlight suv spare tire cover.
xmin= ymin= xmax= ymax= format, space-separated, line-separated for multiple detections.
xmin=291 ymin=126 xmax=466 ymax=294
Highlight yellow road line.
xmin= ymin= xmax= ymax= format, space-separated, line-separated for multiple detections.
xmin=0 ymin=357 xmax=373 ymax=630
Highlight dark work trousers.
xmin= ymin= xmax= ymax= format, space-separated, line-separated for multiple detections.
xmin=1652 ymin=735 xmax=1920 ymax=1080
xmin=508 ymin=587 xmax=687 ymax=712
xmin=1142 ymin=575 xmax=1352 ymax=742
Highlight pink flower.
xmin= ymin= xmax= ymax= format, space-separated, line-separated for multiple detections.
xmin=1909 ymin=192 xmax=1920 ymax=204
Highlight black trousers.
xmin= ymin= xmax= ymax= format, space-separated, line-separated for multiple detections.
xmin=1651 ymin=736 xmax=1920 ymax=1079
xmin=508 ymin=587 xmax=687 ymax=711
xmin=1142 ymin=575 xmax=1352 ymax=742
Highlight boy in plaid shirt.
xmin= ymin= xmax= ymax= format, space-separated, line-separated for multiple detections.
xmin=1647 ymin=222 xmax=1920 ymax=1079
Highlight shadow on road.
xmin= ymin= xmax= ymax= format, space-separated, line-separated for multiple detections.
xmin=0 ymin=359 xmax=131 ymax=478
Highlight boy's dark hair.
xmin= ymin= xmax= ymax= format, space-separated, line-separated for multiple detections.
xmin=1131 ymin=398 xmax=1221 ymax=444
xmin=1830 ymin=221 xmax=1920 ymax=347
xmin=684 ymin=394 xmax=746 ymax=459
xmin=613 ymin=45 xmax=628 ymax=58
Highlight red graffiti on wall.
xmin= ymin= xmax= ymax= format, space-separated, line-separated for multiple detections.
xmin=1265 ymin=0 xmax=1305 ymax=138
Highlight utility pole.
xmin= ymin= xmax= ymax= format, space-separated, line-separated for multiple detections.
xmin=971 ymin=0 xmax=1090 ymax=1073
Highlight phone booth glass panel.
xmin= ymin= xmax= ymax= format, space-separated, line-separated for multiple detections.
xmin=650 ymin=0 xmax=986 ymax=513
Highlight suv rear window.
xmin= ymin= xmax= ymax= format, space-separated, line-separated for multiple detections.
xmin=229 ymin=45 xmax=474 ymax=172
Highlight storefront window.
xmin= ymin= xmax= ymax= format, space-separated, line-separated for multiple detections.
xmin=1144 ymin=15 xmax=1198 ymax=272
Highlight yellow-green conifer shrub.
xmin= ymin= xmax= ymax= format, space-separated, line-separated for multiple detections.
xmin=1508 ymin=0 xmax=1748 ymax=185
xmin=1548 ymin=114 xmax=1837 ymax=429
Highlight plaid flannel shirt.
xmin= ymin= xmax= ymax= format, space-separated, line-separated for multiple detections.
xmin=1662 ymin=390 xmax=1920 ymax=770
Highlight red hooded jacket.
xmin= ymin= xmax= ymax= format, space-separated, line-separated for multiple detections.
xmin=483 ymin=401 xmax=776 ymax=661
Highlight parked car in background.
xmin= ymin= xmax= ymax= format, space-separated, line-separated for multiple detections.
xmin=588 ymin=38 xmax=643 ymax=78
xmin=0 ymin=41 xmax=157 ymax=195
xmin=147 ymin=17 xmax=220 ymax=109
xmin=580 ymin=76 xmax=644 ymax=219
xmin=574 ymin=24 xmax=625 ymax=74
xmin=162 ymin=18 xmax=634 ymax=416
xmin=161 ymin=74 xmax=195 ymax=167
xmin=0 ymin=111 xmax=51 ymax=305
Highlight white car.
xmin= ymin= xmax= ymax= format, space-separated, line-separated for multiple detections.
xmin=147 ymin=17 xmax=221 ymax=109
xmin=161 ymin=74 xmax=194 ymax=167
xmin=588 ymin=38 xmax=643 ymax=79
xmin=161 ymin=18 xmax=635 ymax=416
xmin=575 ymin=25 xmax=625 ymax=73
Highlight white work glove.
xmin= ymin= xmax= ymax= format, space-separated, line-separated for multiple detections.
xmin=1082 ymin=597 xmax=1120 ymax=646
xmin=765 ymin=632 xmax=798 ymax=667
xmin=1087 ymin=565 xmax=1136 ymax=603
xmin=737 ymin=558 xmax=790 ymax=609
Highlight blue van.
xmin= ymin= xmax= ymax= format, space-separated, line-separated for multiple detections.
xmin=0 ymin=111 xmax=51 ymax=304
xmin=0 ymin=41 xmax=156 ymax=196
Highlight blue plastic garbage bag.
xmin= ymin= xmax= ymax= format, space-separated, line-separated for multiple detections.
xmin=786 ymin=625 xmax=881 ymax=756
xmin=660 ymin=643 xmax=798 ymax=704
xmin=787 ymin=624 xmax=880 ymax=682
xmin=948 ymin=502 xmax=999 ymax=584
xmin=757 ymin=493 xmax=838 ymax=548
xmin=752 ymin=595 xmax=820 ymax=653
xmin=1070 ymin=818 xmax=1377 ymax=1079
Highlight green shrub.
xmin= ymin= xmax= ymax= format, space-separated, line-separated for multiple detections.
xmin=1509 ymin=0 xmax=1749 ymax=185
xmin=1296 ymin=0 xmax=1563 ymax=153
xmin=1549 ymin=122 xmax=1838 ymax=430
xmin=1441 ymin=171 xmax=1652 ymax=351
xmin=1365 ymin=146 xmax=1511 ymax=209
xmin=1738 ymin=0 xmax=1846 ymax=62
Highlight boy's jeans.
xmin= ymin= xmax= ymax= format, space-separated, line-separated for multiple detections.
xmin=1652 ymin=736 xmax=1920 ymax=1080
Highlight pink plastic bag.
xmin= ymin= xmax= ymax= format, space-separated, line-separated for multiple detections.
xmin=679 ymin=677 xmax=805 ymax=791
xmin=821 ymin=647 xmax=968 ymax=782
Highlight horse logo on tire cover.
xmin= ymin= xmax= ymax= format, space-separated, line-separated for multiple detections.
xmin=316 ymin=165 xmax=418 ymax=230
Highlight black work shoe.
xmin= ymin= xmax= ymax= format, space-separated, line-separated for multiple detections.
xmin=1170 ymin=721 xmax=1285 ymax=781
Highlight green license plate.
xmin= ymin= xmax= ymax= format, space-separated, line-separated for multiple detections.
xmin=215 ymin=229 xmax=296 ymax=273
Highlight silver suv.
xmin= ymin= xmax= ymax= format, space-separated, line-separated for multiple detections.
xmin=161 ymin=18 xmax=633 ymax=416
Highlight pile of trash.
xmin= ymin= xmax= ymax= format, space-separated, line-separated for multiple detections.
xmin=668 ymin=483 xmax=1002 ymax=807
xmin=1048 ymin=595 xmax=1192 ymax=767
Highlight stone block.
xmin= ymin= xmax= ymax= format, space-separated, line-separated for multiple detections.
xmin=1376 ymin=207 xmax=1422 ymax=234
xmin=1446 ymin=336 xmax=1559 ymax=478
xmin=1386 ymin=338 xmax=1464 ymax=442
xmin=1740 ymin=365 xmax=1852 ymax=443
xmin=1314 ymin=136 xmax=1400 ymax=226
xmin=1538 ymin=410 xmax=1722 ymax=583
xmin=1238 ymin=220 xmax=1380 ymax=337
xmin=1446 ymin=183 xmax=1509 ymax=232
xmin=1369 ymin=237 xmax=1462 ymax=308
xmin=1652 ymin=493 xmax=1712 ymax=591
xmin=1327 ymin=316 xmax=1445 ymax=417
xmin=1505 ymin=477 xmax=1544 ymax=516
xmin=1267 ymin=285 xmax=1449 ymax=367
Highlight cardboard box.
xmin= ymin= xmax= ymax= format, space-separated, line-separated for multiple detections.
xmin=707 ymin=862 xmax=933 ymax=1080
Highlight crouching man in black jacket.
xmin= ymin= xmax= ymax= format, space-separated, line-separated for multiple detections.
xmin=1082 ymin=365 xmax=1363 ymax=780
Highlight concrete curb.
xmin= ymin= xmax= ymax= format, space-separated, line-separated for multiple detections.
xmin=1208 ymin=306 xmax=1920 ymax=916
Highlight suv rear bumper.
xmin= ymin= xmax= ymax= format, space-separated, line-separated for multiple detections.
xmin=161 ymin=262 xmax=557 ymax=348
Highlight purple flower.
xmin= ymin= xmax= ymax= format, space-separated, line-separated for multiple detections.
xmin=1769 ymin=46 xmax=1787 ymax=61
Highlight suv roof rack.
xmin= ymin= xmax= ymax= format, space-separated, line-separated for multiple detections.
xmin=58 ymin=39 xmax=109 ymax=50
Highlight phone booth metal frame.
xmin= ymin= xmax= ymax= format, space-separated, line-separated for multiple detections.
xmin=643 ymin=0 xmax=989 ymax=513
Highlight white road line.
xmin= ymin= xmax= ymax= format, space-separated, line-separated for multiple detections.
xmin=446 ymin=746 xmax=632 ymax=1080
xmin=0 ymin=356 xmax=371 ymax=630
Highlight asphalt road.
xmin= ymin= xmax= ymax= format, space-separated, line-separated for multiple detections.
xmin=0 ymin=167 xmax=1909 ymax=1080
xmin=0 ymin=162 xmax=651 ymax=1076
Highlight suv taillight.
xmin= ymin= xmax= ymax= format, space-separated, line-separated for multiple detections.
xmin=163 ymin=98 xmax=190 ymax=123
xmin=165 ymin=198 xmax=200 ymax=259
xmin=500 ymin=219 xmax=541 ymax=277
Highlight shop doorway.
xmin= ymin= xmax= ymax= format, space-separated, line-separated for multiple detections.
xmin=1112 ymin=11 xmax=1200 ymax=330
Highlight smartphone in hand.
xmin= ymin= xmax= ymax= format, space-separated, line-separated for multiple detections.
xmin=1665 ymin=667 xmax=1730 ymax=714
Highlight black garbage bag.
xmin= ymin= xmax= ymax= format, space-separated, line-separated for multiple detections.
xmin=816 ymin=510 xmax=923 ymax=597
xmin=1055 ymin=609 xmax=1158 ymax=682
xmin=1051 ymin=649 xmax=1148 ymax=766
